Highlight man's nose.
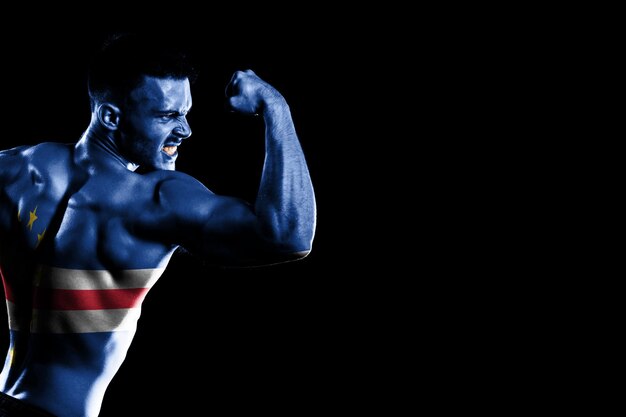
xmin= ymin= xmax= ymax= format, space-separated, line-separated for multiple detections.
xmin=173 ymin=116 xmax=192 ymax=139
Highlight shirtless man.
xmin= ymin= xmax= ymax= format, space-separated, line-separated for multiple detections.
xmin=0 ymin=34 xmax=316 ymax=417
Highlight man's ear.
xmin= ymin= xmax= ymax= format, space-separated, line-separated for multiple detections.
xmin=96 ymin=103 xmax=122 ymax=130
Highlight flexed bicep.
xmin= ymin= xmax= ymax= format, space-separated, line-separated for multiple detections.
xmin=152 ymin=172 xmax=302 ymax=267
xmin=196 ymin=196 xmax=273 ymax=265
xmin=142 ymin=70 xmax=316 ymax=267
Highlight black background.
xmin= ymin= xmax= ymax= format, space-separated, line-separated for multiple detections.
xmin=0 ymin=22 xmax=373 ymax=415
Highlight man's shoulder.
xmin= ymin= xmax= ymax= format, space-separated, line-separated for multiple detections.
xmin=1 ymin=142 xmax=74 ymax=188
xmin=0 ymin=144 xmax=57 ymax=181
xmin=144 ymin=170 xmax=212 ymax=193
xmin=26 ymin=142 xmax=73 ymax=159
xmin=0 ymin=142 xmax=72 ymax=165
xmin=142 ymin=170 xmax=215 ymax=212
xmin=0 ymin=144 xmax=31 ymax=164
xmin=0 ymin=144 xmax=28 ymax=157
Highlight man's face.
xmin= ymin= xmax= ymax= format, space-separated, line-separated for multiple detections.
xmin=119 ymin=76 xmax=193 ymax=171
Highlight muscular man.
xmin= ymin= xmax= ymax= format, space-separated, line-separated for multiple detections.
xmin=0 ymin=34 xmax=316 ymax=417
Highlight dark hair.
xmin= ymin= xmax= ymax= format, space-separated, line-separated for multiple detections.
xmin=88 ymin=33 xmax=196 ymax=110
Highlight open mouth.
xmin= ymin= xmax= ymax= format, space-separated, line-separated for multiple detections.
xmin=162 ymin=145 xmax=178 ymax=156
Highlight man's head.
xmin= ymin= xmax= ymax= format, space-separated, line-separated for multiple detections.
xmin=88 ymin=34 xmax=196 ymax=171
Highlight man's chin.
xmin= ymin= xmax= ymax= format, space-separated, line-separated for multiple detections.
xmin=160 ymin=152 xmax=178 ymax=171
xmin=135 ymin=161 xmax=176 ymax=173
xmin=161 ymin=160 xmax=176 ymax=171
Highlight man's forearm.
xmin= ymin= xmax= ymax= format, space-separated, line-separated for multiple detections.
xmin=255 ymin=99 xmax=316 ymax=253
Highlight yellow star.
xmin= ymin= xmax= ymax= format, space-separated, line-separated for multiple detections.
xmin=27 ymin=207 xmax=38 ymax=231
xmin=37 ymin=229 xmax=46 ymax=247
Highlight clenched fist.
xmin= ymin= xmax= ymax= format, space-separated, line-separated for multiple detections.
xmin=225 ymin=70 xmax=284 ymax=115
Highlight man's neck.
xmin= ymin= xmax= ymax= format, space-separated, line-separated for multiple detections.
xmin=76 ymin=127 xmax=138 ymax=172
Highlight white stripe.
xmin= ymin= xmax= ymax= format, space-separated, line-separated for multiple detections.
xmin=34 ymin=266 xmax=165 ymax=290
xmin=5 ymin=300 xmax=25 ymax=331
xmin=30 ymin=308 xmax=142 ymax=333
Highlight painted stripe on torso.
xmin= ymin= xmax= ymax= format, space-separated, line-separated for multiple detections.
xmin=5 ymin=300 xmax=24 ymax=331
xmin=4 ymin=267 xmax=165 ymax=333
xmin=32 ymin=287 xmax=150 ymax=310
xmin=34 ymin=266 xmax=165 ymax=290
xmin=30 ymin=308 xmax=141 ymax=333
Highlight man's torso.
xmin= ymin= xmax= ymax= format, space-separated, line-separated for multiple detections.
xmin=0 ymin=142 xmax=179 ymax=416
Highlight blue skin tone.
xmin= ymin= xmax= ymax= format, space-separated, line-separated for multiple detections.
xmin=0 ymin=70 xmax=316 ymax=416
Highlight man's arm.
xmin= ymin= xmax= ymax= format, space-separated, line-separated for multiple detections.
xmin=154 ymin=71 xmax=316 ymax=266
xmin=229 ymin=70 xmax=316 ymax=257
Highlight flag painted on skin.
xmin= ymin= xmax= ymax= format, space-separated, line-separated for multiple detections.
xmin=4 ymin=267 xmax=165 ymax=333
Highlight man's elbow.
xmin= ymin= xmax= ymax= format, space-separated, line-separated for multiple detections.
xmin=290 ymin=249 xmax=311 ymax=260
xmin=273 ymin=235 xmax=313 ymax=262
xmin=262 ymin=219 xmax=315 ymax=262
xmin=266 ymin=221 xmax=314 ymax=252
xmin=278 ymin=236 xmax=311 ymax=258
xmin=230 ymin=244 xmax=310 ymax=268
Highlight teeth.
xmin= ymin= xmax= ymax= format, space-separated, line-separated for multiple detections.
xmin=162 ymin=146 xmax=177 ymax=156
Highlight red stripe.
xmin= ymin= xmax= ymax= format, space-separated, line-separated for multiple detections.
xmin=32 ymin=287 xmax=149 ymax=310
xmin=0 ymin=267 xmax=14 ymax=302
